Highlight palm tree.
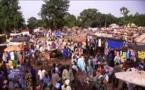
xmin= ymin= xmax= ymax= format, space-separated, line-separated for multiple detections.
xmin=120 ymin=7 xmax=130 ymax=26
xmin=120 ymin=7 xmax=130 ymax=17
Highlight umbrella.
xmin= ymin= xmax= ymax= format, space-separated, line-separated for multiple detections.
xmin=115 ymin=71 xmax=145 ymax=87
xmin=4 ymin=45 xmax=21 ymax=52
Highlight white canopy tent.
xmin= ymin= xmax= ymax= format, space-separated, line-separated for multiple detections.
xmin=115 ymin=71 xmax=145 ymax=87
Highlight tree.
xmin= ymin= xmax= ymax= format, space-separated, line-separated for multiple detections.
xmin=104 ymin=13 xmax=117 ymax=27
xmin=120 ymin=7 xmax=130 ymax=25
xmin=134 ymin=12 xmax=139 ymax=16
xmin=63 ymin=12 xmax=77 ymax=28
xmin=78 ymin=8 xmax=98 ymax=27
xmin=40 ymin=0 xmax=69 ymax=30
xmin=10 ymin=0 xmax=24 ymax=31
xmin=0 ymin=0 xmax=24 ymax=33
xmin=27 ymin=17 xmax=38 ymax=29
xmin=120 ymin=7 xmax=130 ymax=17
xmin=37 ymin=19 xmax=47 ymax=28
xmin=132 ymin=14 xmax=145 ymax=26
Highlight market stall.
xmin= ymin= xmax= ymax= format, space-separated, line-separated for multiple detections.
xmin=4 ymin=45 xmax=23 ymax=68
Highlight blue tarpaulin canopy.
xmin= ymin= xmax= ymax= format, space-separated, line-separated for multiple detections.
xmin=106 ymin=38 xmax=124 ymax=49
xmin=55 ymin=32 xmax=61 ymax=37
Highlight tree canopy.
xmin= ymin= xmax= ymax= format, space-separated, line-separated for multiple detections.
xmin=1 ymin=0 xmax=145 ymax=34
xmin=40 ymin=0 xmax=69 ymax=30
xmin=77 ymin=9 xmax=118 ymax=27
xmin=78 ymin=8 xmax=98 ymax=27
xmin=0 ymin=0 xmax=24 ymax=33
xmin=27 ymin=17 xmax=38 ymax=29
xmin=63 ymin=12 xmax=77 ymax=28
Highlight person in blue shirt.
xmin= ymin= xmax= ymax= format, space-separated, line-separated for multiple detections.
xmin=42 ymin=72 xmax=50 ymax=90
xmin=63 ymin=46 xmax=69 ymax=60
xmin=30 ymin=66 xmax=37 ymax=89
xmin=19 ymin=69 xmax=25 ymax=90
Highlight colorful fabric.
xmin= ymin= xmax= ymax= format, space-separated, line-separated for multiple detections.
xmin=77 ymin=57 xmax=86 ymax=74
xmin=120 ymin=56 xmax=124 ymax=63
xmin=19 ymin=54 xmax=23 ymax=64
xmin=114 ymin=50 xmax=117 ymax=56
xmin=122 ymin=52 xmax=126 ymax=58
xmin=12 ymin=60 xmax=17 ymax=67
xmin=143 ymin=52 xmax=145 ymax=59
xmin=63 ymin=42 xmax=66 ymax=46
xmin=116 ymin=51 xmax=119 ymax=56
xmin=126 ymin=51 xmax=130 ymax=59
xmin=63 ymin=48 xmax=69 ymax=59
xmin=106 ymin=38 xmax=124 ymax=49
xmin=7 ymin=52 xmax=11 ymax=60
xmin=141 ymin=51 xmax=144 ymax=59
xmin=8 ymin=60 xmax=13 ymax=68
xmin=138 ymin=51 xmax=142 ymax=59
xmin=120 ymin=51 xmax=122 ymax=56
xmin=0 ymin=62 xmax=2 ymax=67
xmin=14 ymin=52 xmax=18 ymax=60
xmin=78 ymin=42 xmax=82 ymax=48
xmin=82 ymin=42 xmax=86 ymax=48
xmin=98 ymin=39 xmax=101 ymax=47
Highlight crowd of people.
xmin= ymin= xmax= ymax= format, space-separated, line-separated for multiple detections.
xmin=0 ymin=30 xmax=145 ymax=90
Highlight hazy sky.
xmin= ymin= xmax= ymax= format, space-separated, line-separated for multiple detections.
xmin=19 ymin=0 xmax=145 ymax=22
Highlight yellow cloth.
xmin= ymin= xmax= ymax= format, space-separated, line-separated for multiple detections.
xmin=63 ymin=42 xmax=66 ymax=46
xmin=141 ymin=51 xmax=144 ymax=59
xmin=138 ymin=51 xmax=142 ymax=59
xmin=120 ymin=56 xmax=124 ymax=63
xmin=0 ymin=62 xmax=2 ymax=67
xmin=81 ymin=56 xmax=84 ymax=58
xmin=122 ymin=52 xmax=126 ymax=58
xmin=82 ymin=42 xmax=86 ymax=48
xmin=8 ymin=60 xmax=13 ymax=68
xmin=143 ymin=52 xmax=145 ymax=59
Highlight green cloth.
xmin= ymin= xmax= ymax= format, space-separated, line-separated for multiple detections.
xmin=12 ymin=60 xmax=17 ymax=67
xmin=100 ymin=58 xmax=105 ymax=63
xmin=14 ymin=52 xmax=18 ymax=60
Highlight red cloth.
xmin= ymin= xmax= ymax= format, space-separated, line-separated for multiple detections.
xmin=19 ymin=54 xmax=23 ymax=64
xmin=114 ymin=50 xmax=117 ymax=56
xmin=35 ymin=85 xmax=41 ymax=90
xmin=22 ymin=42 xmax=25 ymax=49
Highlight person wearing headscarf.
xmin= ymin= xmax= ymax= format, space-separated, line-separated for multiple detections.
xmin=77 ymin=55 xmax=86 ymax=74
xmin=61 ymin=79 xmax=72 ymax=90
xmin=52 ymin=69 xmax=60 ymax=89
xmin=62 ymin=65 xmax=69 ymax=84
xmin=88 ymin=56 xmax=94 ymax=78
xmin=63 ymin=46 xmax=69 ymax=60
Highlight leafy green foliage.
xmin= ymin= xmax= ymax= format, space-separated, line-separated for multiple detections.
xmin=120 ymin=7 xmax=130 ymax=17
xmin=27 ymin=17 xmax=38 ymax=29
xmin=78 ymin=8 xmax=98 ymax=27
xmin=0 ymin=0 xmax=24 ymax=33
xmin=40 ymin=0 xmax=69 ymax=30
xmin=78 ymin=9 xmax=118 ymax=27
xmin=128 ymin=14 xmax=145 ymax=26
xmin=37 ymin=19 xmax=48 ymax=28
xmin=63 ymin=12 xmax=77 ymax=28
